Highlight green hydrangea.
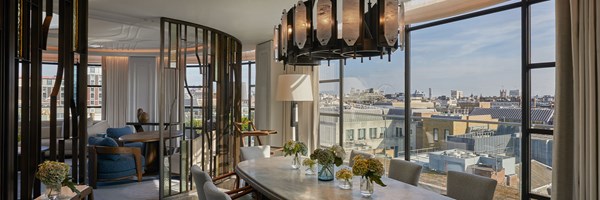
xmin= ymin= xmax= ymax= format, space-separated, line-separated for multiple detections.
xmin=283 ymin=140 xmax=308 ymax=157
xmin=35 ymin=161 xmax=70 ymax=186
xmin=309 ymin=145 xmax=345 ymax=166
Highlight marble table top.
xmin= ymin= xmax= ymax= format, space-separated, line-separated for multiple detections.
xmin=235 ymin=156 xmax=453 ymax=200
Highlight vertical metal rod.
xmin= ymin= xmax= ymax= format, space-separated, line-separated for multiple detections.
xmin=404 ymin=25 xmax=411 ymax=161
xmin=76 ymin=0 xmax=89 ymax=184
xmin=520 ymin=0 xmax=532 ymax=198
xmin=31 ymin=0 xmax=44 ymax=195
xmin=20 ymin=0 xmax=33 ymax=198
xmin=338 ymin=60 xmax=344 ymax=147
xmin=158 ymin=18 xmax=165 ymax=199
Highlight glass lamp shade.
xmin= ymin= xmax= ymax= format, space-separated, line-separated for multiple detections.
xmin=383 ymin=0 xmax=399 ymax=46
xmin=316 ymin=0 xmax=333 ymax=46
xmin=273 ymin=26 xmax=279 ymax=60
xmin=398 ymin=2 xmax=405 ymax=50
xmin=294 ymin=1 xmax=308 ymax=49
xmin=342 ymin=0 xmax=360 ymax=46
xmin=281 ymin=9 xmax=288 ymax=56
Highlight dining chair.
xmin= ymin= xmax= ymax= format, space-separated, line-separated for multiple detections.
xmin=447 ymin=171 xmax=497 ymax=200
xmin=240 ymin=145 xmax=271 ymax=161
xmin=388 ymin=158 xmax=423 ymax=186
xmin=204 ymin=181 xmax=232 ymax=200
xmin=349 ymin=150 xmax=374 ymax=166
xmin=191 ymin=165 xmax=252 ymax=200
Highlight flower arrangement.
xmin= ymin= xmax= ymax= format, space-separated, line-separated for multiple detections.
xmin=351 ymin=155 xmax=386 ymax=187
xmin=309 ymin=145 xmax=345 ymax=166
xmin=336 ymin=167 xmax=353 ymax=189
xmin=283 ymin=140 xmax=308 ymax=157
xmin=302 ymin=158 xmax=316 ymax=168
xmin=35 ymin=161 xmax=80 ymax=195
xmin=336 ymin=168 xmax=353 ymax=181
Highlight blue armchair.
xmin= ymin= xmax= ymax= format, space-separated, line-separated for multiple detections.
xmin=88 ymin=136 xmax=145 ymax=188
xmin=107 ymin=127 xmax=144 ymax=149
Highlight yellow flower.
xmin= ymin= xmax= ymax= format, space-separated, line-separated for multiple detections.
xmin=336 ymin=168 xmax=353 ymax=181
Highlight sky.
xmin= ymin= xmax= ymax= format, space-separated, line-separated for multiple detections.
xmin=323 ymin=1 xmax=556 ymax=97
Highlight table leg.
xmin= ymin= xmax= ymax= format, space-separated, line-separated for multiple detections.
xmin=145 ymin=142 xmax=159 ymax=173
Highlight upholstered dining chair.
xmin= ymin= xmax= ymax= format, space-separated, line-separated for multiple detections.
xmin=349 ymin=150 xmax=375 ymax=166
xmin=191 ymin=165 xmax=252 ymax=200
xmin=240 ymin=145 xmax=271 ymax=161
xmin=447 ymin=171 xmax=498 ymax=200
xmin=204 ymin=181 xmax=232 ymax=200
xmin=388 ymin=158 xmax=423 ymax=186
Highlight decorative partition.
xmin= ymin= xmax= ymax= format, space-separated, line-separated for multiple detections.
xmin=1 ymin=0 xmax=88 ymax=199
xmin=158 ymin=17 xmax=242 ymax=198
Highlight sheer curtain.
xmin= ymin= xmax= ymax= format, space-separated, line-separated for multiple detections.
xmin=552 ymin=0 xmax=599 ymax=199
xmin=102 ymin=56 xmax=129 ymax=128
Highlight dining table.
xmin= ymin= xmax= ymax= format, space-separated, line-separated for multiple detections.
xmin=235 ymin=156 xmax=453 ymax=200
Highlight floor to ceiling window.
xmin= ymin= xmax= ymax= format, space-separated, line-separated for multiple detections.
xmin=317 ymin=0 xmax=555 ymax=199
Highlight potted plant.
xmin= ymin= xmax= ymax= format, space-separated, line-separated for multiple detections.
xmin=283 ymin=140 xmax=308 ymax=169
xmin=352 ymin=155 xmax=386 ymax=197
xmin=35 ymin=161 xmax=79 ymax=200
xmin=309 ymin=145 xmax=345 ymax=181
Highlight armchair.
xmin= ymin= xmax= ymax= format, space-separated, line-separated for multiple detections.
xmin=88 ymin=136 xmax=145 ymax=188
xmin=106 ymin=126 xmax=144 ymax=150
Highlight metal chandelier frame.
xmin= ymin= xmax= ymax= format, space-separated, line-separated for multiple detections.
xmin=274 ymin=0 xmax=405 ymax=66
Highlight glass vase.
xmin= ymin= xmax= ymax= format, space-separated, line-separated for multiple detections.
xmin=360 ymin=177 xmax=374 ymax=197
xmin=317 ymin=163 xmax=334 ymax=181
xmin=338 ymin=179 xmax=352 ymax=190
xmin=291 ymin=154 xmax=301 ymax=169
xmin=45 ymin=183 xmax=62 ymax=200
xmin=305 ymin=165 xmax=315 ymax=175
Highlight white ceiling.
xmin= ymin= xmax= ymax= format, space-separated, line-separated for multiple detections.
xmin=46 ymin=0 xmax=505 ymax=55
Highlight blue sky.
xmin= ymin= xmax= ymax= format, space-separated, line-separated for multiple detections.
xmin=334 ymin=1 xmax=556 ymax=97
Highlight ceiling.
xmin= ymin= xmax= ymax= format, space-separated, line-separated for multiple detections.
xmin=45 ymin=0 xmax=505 ymax=56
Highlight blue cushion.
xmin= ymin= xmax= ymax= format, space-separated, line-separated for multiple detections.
xmin=107 ymin=127 xmax=134 ymax=140
xmin=97 ymin=169 xmax=138 ymax=180
xmin=96 ymin=154 xmax=145 ymax=173
xmin=88 ymin=136 xmax=120 ymax=161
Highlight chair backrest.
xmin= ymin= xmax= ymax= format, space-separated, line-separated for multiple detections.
xmin=203 ymin=181 xmax=232 ymax=200
xmin=388 ymin=158 xmax=423 ymax=186
xmin=191 ymin=165 xmax=213 ymax=200
xmin=106 ymin=127 xmax=134 ymax=140
xmin=240 ymin=145 xmax=270 ymax=161
xmin=349 ymin=150 xmax=374 ymax=166
xmin=447 ymin=171 xmax=497 ymax=200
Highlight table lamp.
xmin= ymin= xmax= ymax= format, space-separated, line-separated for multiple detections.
xmin=276 ymin=74 xmax=313 ymax=141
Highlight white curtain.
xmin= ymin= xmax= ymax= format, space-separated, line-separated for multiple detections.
xmin=552 ymin=0 xmax=599 ymax=199
xmin=102 ymin=56 xmax=129 ymax=128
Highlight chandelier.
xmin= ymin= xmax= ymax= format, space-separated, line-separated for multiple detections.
xmin=274 ymin=0 xmax=406 ymax=66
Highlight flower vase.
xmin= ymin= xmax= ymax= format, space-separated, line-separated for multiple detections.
xmin=45 ymin=183 xmax=62 ymax=200
xmin=338 ymin=179 xmax=352 ymax=190
xmin=305 ymin=165 xmax=315 ymax=175
xmin=360 ymin=177 xmax=374 ymax=197
xmin=317 ymin=164 xmax=334 ymax=181
xmin=291 ymin=154 xmax=301 ymax=169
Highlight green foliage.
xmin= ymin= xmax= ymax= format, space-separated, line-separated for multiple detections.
xmin=185 ymin=119 xmax=203 ymax=128
xmin=283 ymin=140 xmax=308 ymax=156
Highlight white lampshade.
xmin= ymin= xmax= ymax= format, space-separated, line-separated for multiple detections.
xmin=276 ymin=74 xmax=314 ymax=102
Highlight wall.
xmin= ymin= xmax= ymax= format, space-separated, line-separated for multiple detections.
xmin=255 ymin=41 xmax=285 ymax=147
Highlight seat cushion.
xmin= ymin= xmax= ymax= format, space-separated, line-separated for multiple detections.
xmin=107 ymin=127 xmax=134 ymax=140
xmin=97 ymin=154 xmax=145 ymax=173
xmin=89 ymin=136 xmax=121 ymax=160
xmin=97 ymin=169 xmax=137 ymax=180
